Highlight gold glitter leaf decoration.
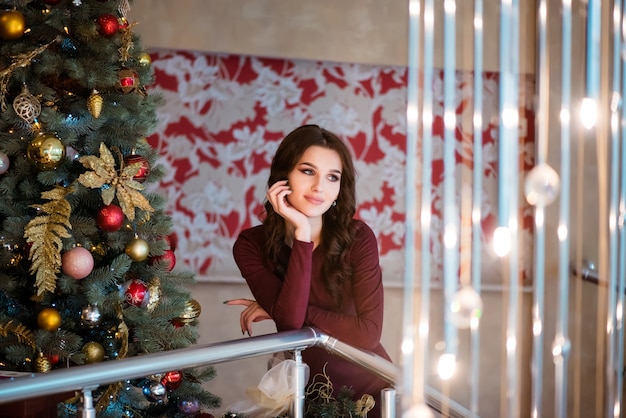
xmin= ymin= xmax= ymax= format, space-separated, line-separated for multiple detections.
xmin=24 ymin=186 xmax=73 ymax=298
xmin=0 ymin=320 xmax=36 ymax=349
xmin=77 ymin=143 xmax=154 ymax=221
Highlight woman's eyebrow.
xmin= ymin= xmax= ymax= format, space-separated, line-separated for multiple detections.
xmin=299 ymin=162 xmax=342 ymax=175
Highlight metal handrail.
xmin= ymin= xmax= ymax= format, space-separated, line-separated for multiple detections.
xmin=0 ymin=327 xmax=400 ymax=416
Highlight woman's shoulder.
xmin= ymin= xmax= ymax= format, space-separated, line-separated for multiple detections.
xmin=235 ymin=224 xmax=266 ymax=244
xmin=350 ymin=219 xmax=375 ymax=237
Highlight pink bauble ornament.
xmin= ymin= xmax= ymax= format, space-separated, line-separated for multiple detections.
xmin=122 ymin=278 xmax=149 ymax=307
xmin=97 ymin=204 xmax=125 ymax=232
xmin=0 ymin=151 xmax=9 ymax=174
xmin=61 ymin=247 xmax=94 ymax=279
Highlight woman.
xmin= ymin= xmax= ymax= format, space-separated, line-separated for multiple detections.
xmin=228 ymin=124 xmax=391 ymax=417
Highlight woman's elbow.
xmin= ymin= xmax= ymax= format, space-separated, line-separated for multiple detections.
xmin=273 ymin=313 xmax=306 ymax=330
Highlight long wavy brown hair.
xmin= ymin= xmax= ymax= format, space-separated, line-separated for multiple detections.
xmin=261 ymin=124 xmax=359 ymax=308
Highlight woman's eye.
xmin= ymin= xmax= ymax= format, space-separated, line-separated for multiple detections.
xmin=301 ymin=169 xmax=314 ymax=175
xmin=328 ymin=175 xmax=340 ymax=182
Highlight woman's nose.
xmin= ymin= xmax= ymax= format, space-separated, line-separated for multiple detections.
xmin=312 ymin=177 xmax=323 ymax=191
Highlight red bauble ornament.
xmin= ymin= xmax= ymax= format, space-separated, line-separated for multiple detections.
xmin=61 ymin=247 xmax=94 ymax=279
xmin=149 ymin=249 xmax=176 ymax=271
xmin=122 ymin=278 xmax=149 ymax=307
xmin=165 ymin=233 xmax=178 ymax=252
xmin=97 ymin=13 xmax=119 ymax=37
xmin=45 ymin=353 xmax=60 ymax=366
xmin=118 ymin=17 xmax=129 ymax=30
xmin=116 ymin=68 xmax=140 ymax=94
xmin=124 ymin=154 xmax=150 ymax=182
xmin=97 ymin=204 xmax=125 ymax=232
xmin=161 ymin=370 xmax=183 ymax=391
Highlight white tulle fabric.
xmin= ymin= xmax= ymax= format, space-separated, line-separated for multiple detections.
xmin=227 ymin=358 xmax=310 ymax=417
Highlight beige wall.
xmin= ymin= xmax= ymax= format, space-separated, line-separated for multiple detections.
xmin=129 ymin=0 xmax=535 ymax=73
xmin=129 ymin=1 xmax=612 ymax=416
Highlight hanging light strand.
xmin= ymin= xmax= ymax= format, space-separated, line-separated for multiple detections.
xmin=402 ymin=0 xmax=424 ymax=411
xmin=470 ymin=0 xmax=484 ymax=415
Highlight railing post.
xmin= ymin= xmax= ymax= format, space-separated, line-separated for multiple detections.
xmin=381 ymin=387 xmax=397 ymax=418
xmin=292 ymin=349 xmax=306 ymax=418
xmin=79 ymin=385 xmax=98 ymax=418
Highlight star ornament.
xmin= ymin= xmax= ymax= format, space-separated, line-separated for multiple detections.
xmin=77 ymin=143 xmax=154 ymax=221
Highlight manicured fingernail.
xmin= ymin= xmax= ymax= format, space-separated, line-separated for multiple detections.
xmin=242 ymin=330 xmax=245 ymax=335
xmin=223 ymin=300 xmax=230 ymax=304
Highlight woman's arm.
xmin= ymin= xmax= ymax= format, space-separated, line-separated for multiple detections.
xmin=304 ymin=223 xmax=385 ymax=350
xmin=233 ymin=227 xmax=314 ymax=330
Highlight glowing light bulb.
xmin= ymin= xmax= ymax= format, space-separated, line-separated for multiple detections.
xmin=580 ymin=98 xmax=598 ymax=129
xmin=438 ymin=353 xmax=456 ymax=380
xmin=493 ymin=226 xmax=511 ymax=257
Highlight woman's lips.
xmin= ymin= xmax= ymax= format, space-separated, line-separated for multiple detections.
xmin=304 ymin=195 xmax=324 ymax=205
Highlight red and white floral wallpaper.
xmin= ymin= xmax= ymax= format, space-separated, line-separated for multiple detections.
xmin=146 ymin=50 xmax=535 ymax=286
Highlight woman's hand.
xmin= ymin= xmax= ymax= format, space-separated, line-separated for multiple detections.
xmin=224 ymin=298 xmax=272 ymax=336
xmin=266 ymin=180 xmax=310 ymax=240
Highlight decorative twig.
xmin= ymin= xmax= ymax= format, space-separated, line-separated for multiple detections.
xmin=0 ymin=38 xmax=57 ymax=111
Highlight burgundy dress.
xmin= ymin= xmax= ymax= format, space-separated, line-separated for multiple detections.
xmin=233 ymin=219 xmax=392 ymax=417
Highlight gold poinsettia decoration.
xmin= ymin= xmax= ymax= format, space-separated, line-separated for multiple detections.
xmin=77 ymin=142 xmax=154 ymax=221
xmin=24 ymin=186 xmax=73 ymax=298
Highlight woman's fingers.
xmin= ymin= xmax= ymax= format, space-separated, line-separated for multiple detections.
xmin=240 ymin=301 xmax=271 ymax=336
xmin=223 ymin=298 xmax=254 ymax=307
xmin=225 ymin=299 xmax=273 ymax=336
xmin=224 ymin=298 xmax=256 ymax=334
xmin=266 ymin=180 xmax=290 ymax=212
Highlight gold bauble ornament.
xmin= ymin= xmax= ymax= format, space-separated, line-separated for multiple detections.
xmin=125 ymin=237 xmax=149 ymax=261
xmin=87 ymin=89 xmax=103 ymax=118
xmin=37 ymin=307 xmax=62 ymax=331
xmin=176 ymin=299 xmax=201 ymax=324
xmin=82 ymin=341 xmax=105 ymax=364
xmin=0 ymin=10 xmax=26 ymax=40
xmin=27 ymin=132 xmax=65 ymax=170
xmin=137 ymin=52 xmax=151 ymax=66
xmin=34 ymin=352 xmax=52 ymax=373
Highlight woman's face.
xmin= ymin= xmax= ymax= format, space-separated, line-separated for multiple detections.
xmin=286 ymin=145 xmax=342 ymax=219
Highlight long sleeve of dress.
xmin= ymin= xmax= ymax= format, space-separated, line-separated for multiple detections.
xmin=304 ymin=222 xmax=385 ymax=351
xmin=232 ymin=226 xmax=314 ymax=330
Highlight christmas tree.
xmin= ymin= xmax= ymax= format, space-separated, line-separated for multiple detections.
xmin=0 ymin=0 xmax=220 ymax=416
